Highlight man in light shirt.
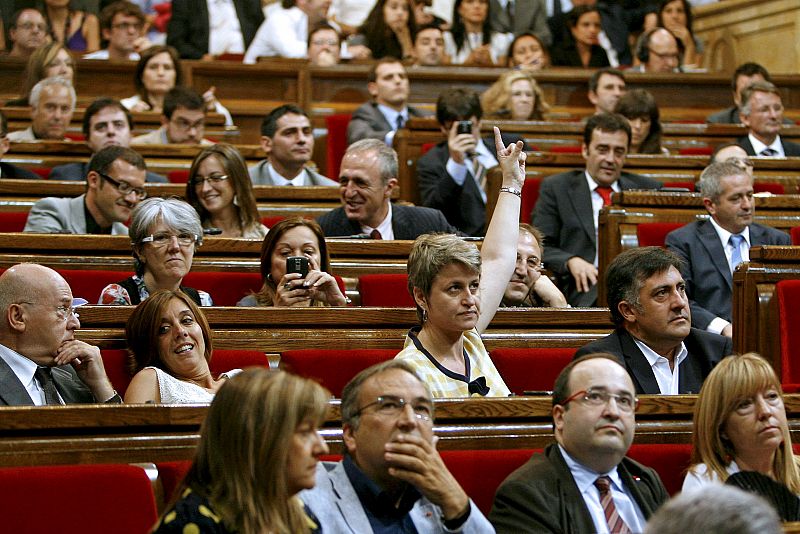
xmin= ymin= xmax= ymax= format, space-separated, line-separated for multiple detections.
xmin=243 ymin=0 xmax=332 ymax=62
xmin=167 ymin=0 xmax=263 ymax=59
xmin=735 ymin=81 xmax=800 ymax=158
xmin=574 ymin=247 xmax=732 ymax=395
xmin=490 ymin=353 xmax=668 ymax=532
xmin=84 ymin=1 xmax=151 ymax=60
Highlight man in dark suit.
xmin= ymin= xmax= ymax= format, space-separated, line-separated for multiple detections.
xmin=736 ymin=81 xmax=800 ymax=157
xmin=575 ymin=247 xmax=732 ymax=395
xmin=705 ymin=62 xmax=792 ymax=125
xmin=666 ymin=162 xmax=790 ymax=337
xmin=490 ymin=353 xmax=668 ymax=533
xmin=533 ymin=112 xmax=661 ymax=306
xmin=0 ymin=263 xmax=121 ymax=406
xmin=346 ymin=58 xmax=428 ymax=146
xmin=166 ymin=0 xmax=263 ymax=59
xmin=489 ymin=0 xmax=551 ymax=46
xmin=317 ymin=139 xmax=458 ymax=239
xmin=417 ymin=88 xmax=526 ymax=237
xmin=0 ymin=110 xmax=39 ymax=180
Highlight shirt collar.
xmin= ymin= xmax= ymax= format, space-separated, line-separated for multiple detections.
xmin=266 ymin=161 xmax=306 ymax=185
xmin=708 ymin=216 xmax=751 ymax=247
xmin=0 ymin=343 xmax=39 ymax=391
xmin=584 ymin=171 xmax=621 ymax=193
xmin=376 ymin=104 xmax=407 ymax=129
xmin=558 ymin=444 xmax=625 ymax=494
xmin=360 ymin=202 xmax=393 ymax=238
xmin=633 ymin=337 xmax=688 ymax=370
xmin=748 ymin=133 xmax=783 ymax=155
xmin=342 ymin=455 xmax=421 ymax=519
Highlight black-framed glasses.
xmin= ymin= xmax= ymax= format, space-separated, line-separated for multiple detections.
xmin=354 ymin=395 xmax=434 ymax=421
xmin=191 ymin=174 xmax=229 ymax=187
xmin=97 ymin=172 xmax=147 ymax=200
xmin=141 ymin=232 xmax=199 ymax=248
xmin=561 ymin=387 xmax=638 ymax=413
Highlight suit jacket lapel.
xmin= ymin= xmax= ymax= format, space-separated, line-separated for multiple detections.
xmin=329 ymin=463 xmax=374 ymax=533
xmin=618 ymin=461 xmax=658 ymax=517
xmin=618 ymin=330 xmax=661 ymax=394
xmin=697 ymin=220 xmax=732 ymax=289
xmin=0 ymin=356 xmax=35 ymax=406
xmin=567 ymin=172 xmax=597 ymax=244
xmin=69 ymin=195 xmax=88 ymax=234
xmin=547 ymin=444 xmax=599 ymax=533
xmin=678 ymin=331 xmax=706 ymax=395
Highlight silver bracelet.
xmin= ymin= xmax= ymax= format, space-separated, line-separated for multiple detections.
xmin=499 ymin=187 xmax=522 ymax=198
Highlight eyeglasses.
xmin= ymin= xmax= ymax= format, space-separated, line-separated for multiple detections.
xmin=733 ymin=390 xmax=783 ymax=416
xmin=311 ymin=38 xmax=339 ymax=47
xmin=561 ymin=387 xmax=638 ymax=413
xmin=648 ymin=49 xmax=680 ymax=61
xmin=141 ymin=232 xmax=199 ymax=248
xmin=97 ymin=172 xmax=147 ymax=200
xmin=191 ymin=174 xmax=229 ymax=187
xmin=112 ymin=21 xmax=143 ymax=31
xmin=18 ymin=302 xmax=81 ymax=322
xmin=170 ymin=117 xmax=205 ymax=131
xmin=17 ymin=22 xmax=47 ymax=31
xmin=355 ymin=395 xmax=434 ymax=421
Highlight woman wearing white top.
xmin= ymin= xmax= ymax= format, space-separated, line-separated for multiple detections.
xmin=682 ymin=353 xmax=800 ymax=494
xmin=443 ymin=0 xmax=507 ymax=66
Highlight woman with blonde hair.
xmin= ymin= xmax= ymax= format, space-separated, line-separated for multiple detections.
xmin=7 ymin=41 xmax=75 ymax=107
xmin=481 ymin=70 xmax=549 ymax=121
xmin=683 ymin=352 xmax=800 ymax=494
xmin=152 ymin=369 xmax=330 ymax=533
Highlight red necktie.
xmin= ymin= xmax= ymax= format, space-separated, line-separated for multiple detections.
xmin=594 ymin=476 xmax=632 ymax=534
xmin=370 ymin=229 xmax=382 ymax=240
xmin=596 ymin=186 xmax=613 ymax=207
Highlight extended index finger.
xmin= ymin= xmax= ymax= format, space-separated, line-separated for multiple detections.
xmin=493 ymin=126 xmax=505 ymax=155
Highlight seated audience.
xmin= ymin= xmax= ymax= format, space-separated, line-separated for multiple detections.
xmin=666 ymin=162 xmax=790 ymax=336
xmin=122 ymin=45 xmax=233 ymax=125
xmin=354 ymin=0 xmax=416 ymax=61
xmin=131 ymin=86 xmax=215 ymax=145
xmin=249 ymin=105 xmax=337 ymax=186
xmin=0 ymin=111 xmax=40 ymax=179
xmin=502 ymin=223 xmax=567 ymax=307
xmin=631 ymin=27 xmax=681 ymax=73
xmin=614 ymin=88 xmax=668 ymax=155
xmin=6 ymin=41 xmax=74 ymax=108
xmin=588 ymin=67 xmax=626 ymax=115
xmin=488 ymin=0 xmax=550 ymax=49
xmin=575 ymin=246 xmax=732 ymax=394
xmin=7 ymin=8 xmax=49 ymax=59
xmin=301 ymin=360 xmax=492 ymax=530
xmin=394 ymin=128 xmax=523 ymax=397
xmin=24 ymin=145 xmax=146 ymax=234
xmin=49 ymin=97 xmax=167 ymax=182
xmin=417 ymin=88 xmax=527 ymax=236
xmin=0 ymin=263 xmax=121 ymax=405
xmin=413 ymin=23 xmax=447 ymax=66
xmin=443 ymin=0 xmax=505 ymax=66
xmin=8 ymin=77 xmax=74 ymax=142
xmin=99 ymin=197 xmax=213 ymax=305
xmin=243 ymin=0 xmax=332 ymax=62
xmin=307 ymin=22 xmax=341 ymax=66
xmin=186 ymin=143 xmax=268 ymax=238
xmin=153 ymin=369 xmax=328 ymax=533
xmin=707 ymin=63 xmax=791 ymax=125
xmin=317 ymin=139 xmax=457 ymax=239
xmin=346 ymin=58 xmax=429 ymax=146
xmin=167 ymin=0 xmax=263 ymax=59
xmin=506 ymin=32 xmax=548 ymax=70
xmin=481 ymin=70 xmax=549 ymax=121
xmin=550 ymin=5 xmax=609 ymax=68
xmin=490 ymin=354 xmax=668 ymax=532
xmin=238 ymin=216 xmax=347 ymax=307
xmin=42 ymin=0 xmax=99 ymax=53
xmin=736 ymin=81 xmax=800 ymax=157
xmin=83 ymin=1 xmax=151 ymax=60
xmin=657 ymin=0 xmax=701 ymax=68
xmin=411 ymin=0 xmax=446 ymax=27
xmin=682 ymin=353 xmax=800 ymax=495
xmin=124 ymin=289 xmax=242 ymax=403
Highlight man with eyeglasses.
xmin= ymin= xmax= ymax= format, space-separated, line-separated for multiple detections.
xmin=25 ymin=145 xmax=147 ymax=234
xmin=7 ymin=8 xmax=48 ymax=59
xmin=575 ymin=246 xmax=731 ymax=395
xmin=630 ymin=28 xmax=681 ymax=74
xmin=736 ymin=81 xmax=800 ymax=158
xmin=302 ymin=360 xmax=493 ymax=532
xmin=490 ymin=353 xmax=668 ymax=533
xmin=0 ymin=263 xmax=121 ymax=405
xmin=132 ymin=87 xmax=213 ymax=145
xmin=50 ymin=98 xmax=166 ymax=182
xmin=501 ymin=223 xmax=567 ymax=308
xmin=666 ymin=162 xmax=790 ymax=338
xmin=0 ymin=111 xmax=41 ymax=179
xmin=83 ymin=1 xmax=152 ymax=61
xmin=307 ymin=23 xmax=341 ymax=66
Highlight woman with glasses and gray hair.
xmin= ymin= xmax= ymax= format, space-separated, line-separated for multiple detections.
xmin=99 ymin=197 xmax=213 ymax=306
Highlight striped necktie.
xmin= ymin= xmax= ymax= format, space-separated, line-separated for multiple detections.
xmin=594 ymin=476 xmax=632 ymax=534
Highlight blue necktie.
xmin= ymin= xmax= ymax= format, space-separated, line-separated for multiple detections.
xmin=729 ymin=234 xmax=745 ymax=273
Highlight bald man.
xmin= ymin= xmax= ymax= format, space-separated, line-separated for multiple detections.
xmin=0 ymin=264 xmax=120 ymax=405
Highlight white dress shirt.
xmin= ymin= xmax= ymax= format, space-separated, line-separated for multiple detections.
xmin=445 ymin=139 xmax=498 ymax=204
xmin=244 ymin=6 xmax=307 ymax=62
xmin=265 ymin=161 xmax=310 ymax=186
xmin=748 ymin=133 xmax=785 ymax=157
xmin=360 ymin=202 xmax=395 ymax=239
xmin=0 ymin=343 xmax=65 ymax=405
xmin=585 ymin=172 xmax=621 ymax=266
xmin=206 ymin=0 xmax=245 ymax=55
xmin=632 ymin=338 xmax=688 ymax=395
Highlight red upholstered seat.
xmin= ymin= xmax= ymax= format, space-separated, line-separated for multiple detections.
xmin=791 ymin=227 xmax=800 ymax=245
xmin=777 ymin=280 xmax=800 ymax=385
xmin=325 ymin=114 xmax=352 ymax=178
xmin=183 ymin=271 xmax=264 ymax=306
xmin=0 ymin=212 xmax=29 ymax=232
xmin=678 ymin=146 xmax=713 ymax=156
xmin=637 ymin=222 xmax=685 ymax=247
xmin=209 ymin=350 xmax=270 ymax=376
xmin=0 ymin=464 xmax=158 ymax=534
xmin=59 ymin=269 xmax=133 ymax=303
xmin=280 ymin=349 xmax=397 ymax=397
xmin=32 ymin=167 xmax=51 ymax=179
xmin=64 ymin=133 xmax=85 ymax=142
xmin=662 ymin=181 xmax=695 ymax=191
xmin=627 ymin=443 xmax=692 ymax=495
xmin=521 ymin=177 xmax=542 ymax=224
xmin=157 ymin=461 xmax=192 ymax=503
xmin=754 ymin=182 xmax=785 ymax=194
xmin=490 ymin=348 xmax=576 ymax=395
xmin=167 ymin=170 xmax=190 ymax=183
xmin=359 ymin=274 xmax=414 ymax=307
xmin=261 ymin=215 xmax=286 ymax=229
xmin=101 ymin=349 xmax=133 ymax=395
xmin=549 ymin=145 xmax=582 ymax=153
xmin=421 ymin=142 xmax=436 ymax=154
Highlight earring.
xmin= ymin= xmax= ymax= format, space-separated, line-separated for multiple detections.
xmin=233 ymin=195 xmax=239 ymax=207
xmin=422 ymin=309 xmax=428 ymax=323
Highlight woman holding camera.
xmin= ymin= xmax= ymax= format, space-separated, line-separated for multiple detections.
xmin=237 ymin=217 xmax=347 ymax=307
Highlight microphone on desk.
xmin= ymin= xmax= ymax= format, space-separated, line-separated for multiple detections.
xmin=326 ymin=234 xmax=372 ymax=239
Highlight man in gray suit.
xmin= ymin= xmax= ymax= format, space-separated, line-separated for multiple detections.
xmin=301 ymin=360 xmax=493 ymax=533
xmin=666 ymin=162 xmax=791 ymax=337
xmin=346 ymin=58 xmax=428 ymax=146
xmin=736 ymin=81 xmax=800 ymax=158
xmin=0 ymin=263 xmax=121 ymax=405
xmin=248 ymin=104 xmax=337 ymax=186
xmin=488 ymin=0 xmax=551 ymax=47
xmin=24 ymin=145 xmax=147 ymax=235
xmin=317 ymin=139 xmax=458 ymax=239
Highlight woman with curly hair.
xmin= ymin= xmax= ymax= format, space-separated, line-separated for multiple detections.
xmin=481 ymin=70 xmax=549 ymax=121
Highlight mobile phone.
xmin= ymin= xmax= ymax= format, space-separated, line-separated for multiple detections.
xmin=456 ymin=120 xmax=472 ymax=135
xmin=286 ymin=256 xmax=309 ymax=278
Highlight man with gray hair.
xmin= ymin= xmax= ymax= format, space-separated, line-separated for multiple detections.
xmin=575 ymin=246 xmax=731 ymax=394
xmin=301 ymin=360 xmax=493 ymax=532
xmin=316 ymin=139 xmax=457 ymax=239
xmin=8 ymin=77 xmax=76 ymax=141
xmin=666 ymin=161 xmax=790 ymax=337
xmin=736 ymin=81 xmax=800 ymax=157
